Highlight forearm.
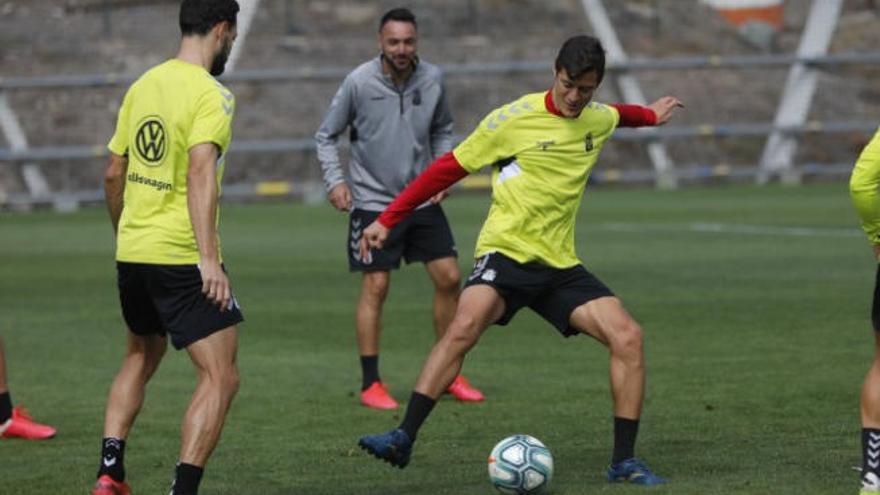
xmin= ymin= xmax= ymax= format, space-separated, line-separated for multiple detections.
xmin=103 ymin=155 xmax=127 ymax=234
xmin=611 ymin=104 xmax=657 ymax=127
xmin=188 ymin=167 xmax=220 ymax=263
xmin=316 ymin=85 xmax=353 ymax=192
xmin=105 ymin=178 xmax=125 ymax=234
xmin=377 ymin=151 xmax=469 ymax=228
xmin=316 ymin=138 xmax=347 ymax=192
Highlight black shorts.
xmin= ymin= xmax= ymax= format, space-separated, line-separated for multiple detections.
xmin=464 ymin=252 xmax=614 ymax=337
xmin=348 ymin=204 xmax=457 ymax=272
xmin=117 ymin=262 xmax=244 ymax=350
xmin=872 ymin=264 xmax=880 ymax=331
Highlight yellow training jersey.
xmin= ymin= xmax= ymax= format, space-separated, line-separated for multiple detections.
xmin=453 ymin=92 xmax=619 ymax=268
xmin=108 ymin=59 xmax=235 ymax=264
xmin=851 ymin=127 xmax=880 ymax=244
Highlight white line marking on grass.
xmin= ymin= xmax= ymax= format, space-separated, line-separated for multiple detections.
xmin=598 ymin=222 xmax=863 ymax=238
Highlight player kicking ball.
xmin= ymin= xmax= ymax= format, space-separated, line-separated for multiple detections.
xmin=357 ymin=35 xmax=682 ymax=485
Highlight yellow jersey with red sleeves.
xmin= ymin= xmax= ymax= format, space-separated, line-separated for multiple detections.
xmin=851 ymin=127 xmax=880 ymax=244
xmin=453 ymin=92 xmax=620 ymax=268
xmin=108 ymin=59 xmax=235 ymax=264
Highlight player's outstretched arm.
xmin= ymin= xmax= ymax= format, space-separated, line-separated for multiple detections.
xmin=648 ymin=96 xmax=684 ymax=125
xmin=378 ymin=151 xmax=469 ymax=226
xmin=357 ymin=152 xmax=469 ymax=262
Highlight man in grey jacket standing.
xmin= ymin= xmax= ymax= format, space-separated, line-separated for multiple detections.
xmin=315 ymin=7 xmax=484 ymax=409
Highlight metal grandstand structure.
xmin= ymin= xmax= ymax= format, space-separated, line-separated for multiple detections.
xmin=0 ymin=0 xmax=875 ymax=209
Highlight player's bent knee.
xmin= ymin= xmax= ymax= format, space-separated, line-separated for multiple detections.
xmin=610 ymin=320 xmax=644 ymax=357
xmin=445 ymin=319 xmax=481 ymax=350
xmin=206 ymin=367 xmax=240 ymax=399
xmin=226 ymin=368 xmax=241 ymax=397
xmin=436 ymin=269 xmax=461 ymax=293
xmin=363 ymin=276 xmax=390 ymax=300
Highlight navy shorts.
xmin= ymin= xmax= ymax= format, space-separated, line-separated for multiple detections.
xmin=464 ymin=252 xmax=614 ymax=337
xmin=117 ymin=262 xmax=244 ymax=350
xmin=348 ymin=204 xmax=457 ymax=272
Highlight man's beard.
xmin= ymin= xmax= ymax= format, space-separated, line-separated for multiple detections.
xmin=210 ymin=42 xmax=231 ymax=76
xmin=383 ymin=52 xmax=414 ymax=75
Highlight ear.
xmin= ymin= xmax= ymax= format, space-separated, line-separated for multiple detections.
xmin=212 ymin=20 xmax=229 ymax=41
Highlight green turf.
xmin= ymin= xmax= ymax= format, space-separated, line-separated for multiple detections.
xmin=0 ymin=182 xmax=872 ymax=494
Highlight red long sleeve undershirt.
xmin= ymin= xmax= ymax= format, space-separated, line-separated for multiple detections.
xmin=376 ymin=92 xmax=657 ymax=229
xmin=377 ymin=151 xmax=467 ymax=228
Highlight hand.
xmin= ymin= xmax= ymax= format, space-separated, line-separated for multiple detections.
xmin=358 ymin=220 xmax=390 ymax=262
xmin=429 ymin=188 xmax=450 ymax=204
xmin=199 ymin=259 xmax=231 ymax=311
xmin=648 ymin=96 xmax=684 ymax=126
xmin=328 ymin=183 xmax=352 ymax=212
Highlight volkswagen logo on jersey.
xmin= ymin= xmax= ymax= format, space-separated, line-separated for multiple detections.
xmin=134 ymin=115 xmax=167 ymax=166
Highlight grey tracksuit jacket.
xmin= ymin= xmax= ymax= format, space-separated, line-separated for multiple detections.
xmin=315 ymin=56 xmax=454 ymax=211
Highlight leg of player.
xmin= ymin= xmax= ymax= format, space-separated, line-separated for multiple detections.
xmin=860 ymin=248 xmax=880 ymax=495
xmin=861 ymin=333 xmax=880 ymax=494
xmin=425 ymin=257 xmax=484 ymax=402
xmin=357 ymin=270 xmax=398 ymax=409
xmin=0 ymin=336 xmax=9 ymax=434
xmin=569 ymin=297 xmax=666 ymax=486
xmin=0 ymin=336 xmax=57 ymax=441
xmin=93 ymin=332 xmax=167 ymax=495
xmin=358 ymin=285 xmax=504 ymax=468
xmin=173 ymin=326 xmax=240 ymax=495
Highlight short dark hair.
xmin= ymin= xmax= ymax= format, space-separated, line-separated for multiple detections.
xmin=180 ymin=0 xmax=240 ymax=36
xmin=554 ymin=35 xmax=605 ymax=82
xmin=379 ymin=7 xmax=417 ymax=31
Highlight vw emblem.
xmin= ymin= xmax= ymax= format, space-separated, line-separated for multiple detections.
xmin=134 ymin=115 xmax=167 ymax=166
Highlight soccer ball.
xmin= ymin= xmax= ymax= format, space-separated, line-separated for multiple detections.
xmin=487 ymin=434 xmax=553 ymax=494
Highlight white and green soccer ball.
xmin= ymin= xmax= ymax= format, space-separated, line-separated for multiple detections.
xmin=487 ymin=434 xmax=554 ymax=494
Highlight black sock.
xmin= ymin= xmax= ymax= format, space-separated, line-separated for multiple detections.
xmin=863 ymin=428 xmax=880 ymax=475
xmin=0 ymin=391 xmax=11 ymax=423
xmin=612 ymin=417 xmax=640 ymax=464
xmin=360 ymin=355 xmax=380 ymax=391
xmin=171 ymin=462 xmax=204 ymax=495
xmin=398 ymin=391 xmax=436 ymax=441
xmin=97 ymin=437 xmax=126 ymax=482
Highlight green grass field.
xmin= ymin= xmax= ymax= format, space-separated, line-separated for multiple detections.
xmin=0 ymin=182 xmax=873 ymax=494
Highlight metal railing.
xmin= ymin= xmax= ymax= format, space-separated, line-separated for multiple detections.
xmin=1 ymin=122 xmax=876 ymax=163
xmin=2 ymin=52 xmax=879 ymax=209
xmin=2 ymin=52 xmax=879 ymax=90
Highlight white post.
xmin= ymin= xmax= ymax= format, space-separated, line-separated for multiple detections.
xmin=0 ymin=92 xmax=52 ymax=207
xmin=580 ymin=0 xmax=677 ymax=189
xmin=225 ymin=0 xmax=261 ymax=73
xmin=757 ymin=0 xmax=843 ymax=185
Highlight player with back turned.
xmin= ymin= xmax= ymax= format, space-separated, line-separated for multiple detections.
xmin=92 ymin=1 xmax=243 ymax=494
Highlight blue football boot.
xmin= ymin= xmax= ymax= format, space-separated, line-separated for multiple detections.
xmin=606 ymin=458 xmax=667 ymax=485
xmin=358 ymin=428 xmax=412 ymax=468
